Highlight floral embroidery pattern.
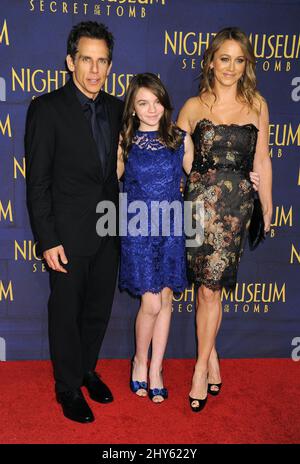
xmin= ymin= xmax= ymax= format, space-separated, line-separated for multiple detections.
xmin=185 ymin=119 xmax=258 ymax=290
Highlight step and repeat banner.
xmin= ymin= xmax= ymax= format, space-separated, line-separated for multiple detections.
xmin=0 ymin=0 xmax=299 ymax=361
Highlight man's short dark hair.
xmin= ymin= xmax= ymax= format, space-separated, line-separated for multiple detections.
xmin=67 ymin=21 xmax=114 ymax=63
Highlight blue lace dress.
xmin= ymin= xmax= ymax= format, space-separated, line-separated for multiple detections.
xmin=119 ymin=130 xmax=188 ymax=296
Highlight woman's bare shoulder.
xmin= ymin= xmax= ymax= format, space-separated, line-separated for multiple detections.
xmin=180 ymin=96 xmax=203 ymax=111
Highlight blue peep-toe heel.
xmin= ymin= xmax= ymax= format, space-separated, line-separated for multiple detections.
xmin=130 ymin=380 xmax=148 ymax=395
xmin=130 ymin=360 xmax=148 ymax=396
xmin=148 ymin=387 xmax=168 ymax=402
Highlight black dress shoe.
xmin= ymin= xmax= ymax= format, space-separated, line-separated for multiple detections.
xmin=83 ymin=371 xmax=113 ymax=404
xmin=56 ymin=389 xmax=94 ymax=423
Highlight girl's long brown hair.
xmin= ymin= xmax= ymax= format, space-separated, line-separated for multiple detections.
xmin=121 ymin=73 xmax=183 ymax=160
xmin=200 ymin=27 xmax=264 ymax=112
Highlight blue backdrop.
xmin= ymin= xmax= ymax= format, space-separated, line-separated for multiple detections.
xmin=0 ymin=0 xmax=299 ymax=361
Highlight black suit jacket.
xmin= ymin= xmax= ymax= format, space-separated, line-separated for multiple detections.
xmin=25 ymin=79 xmax=124 ymax=255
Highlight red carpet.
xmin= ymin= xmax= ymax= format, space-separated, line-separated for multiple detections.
xmin=0 ymin=359 xmax=299 ymax=444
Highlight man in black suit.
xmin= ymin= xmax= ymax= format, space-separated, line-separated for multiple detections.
xmin=25 ymin=22 xmax=124 ymax=423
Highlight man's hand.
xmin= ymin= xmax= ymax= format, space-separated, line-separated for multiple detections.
xmin=249 ymin=171 xmax=260 ymax=191
xmin=43 ymin=245 xmax=68 ymax=273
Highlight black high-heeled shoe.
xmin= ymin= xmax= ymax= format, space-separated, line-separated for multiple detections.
xmin=208 ymin=352 xmax=222 ymax=396
xmin=188 ymin=395 xmax=207 ymax=412
xmin=207 ymin=382 xmax=222 ymax=396
xmin=189 ymin=370 xmax=208 ymax=412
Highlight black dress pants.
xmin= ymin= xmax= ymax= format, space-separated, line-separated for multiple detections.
xmin=48 ymin=237 xmax=119 ymax=393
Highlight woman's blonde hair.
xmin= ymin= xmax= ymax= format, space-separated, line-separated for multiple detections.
xmin=200 ymin=27 xmax=264 ymax=112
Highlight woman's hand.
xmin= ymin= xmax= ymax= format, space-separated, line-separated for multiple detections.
xmin=249 ymin=171 xmax=260 ymax=191
xmin=180 ymin=177 xmax=185 ymax=195
xmin=263 ymin=209 xmax=272 ymax=234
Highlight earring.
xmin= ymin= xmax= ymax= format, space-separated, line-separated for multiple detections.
xmin=132 ymin=111 xmax=136 ymax=117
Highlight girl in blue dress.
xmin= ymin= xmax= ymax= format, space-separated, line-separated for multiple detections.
xmin=117 ymin=73 xmax=193 ymax=403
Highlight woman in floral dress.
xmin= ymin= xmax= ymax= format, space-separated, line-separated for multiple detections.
xmin=177 ymin=27 xmax=272 ymax=412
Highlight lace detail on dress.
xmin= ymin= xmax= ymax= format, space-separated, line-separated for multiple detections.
xmin=185 ymin=119 xmax=258 ymax=291
xmin=191 ymin=118 xmax=258 ymax=176
xmin=132 ymin=131 xmax=165 ymax=152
